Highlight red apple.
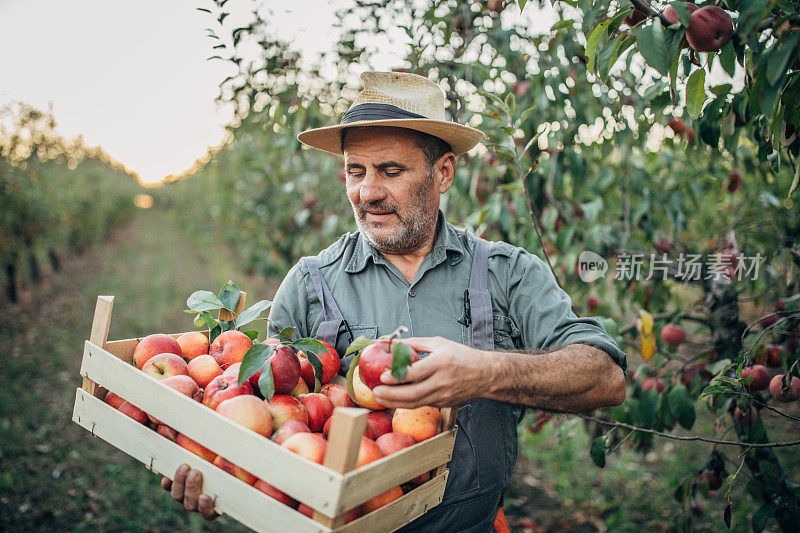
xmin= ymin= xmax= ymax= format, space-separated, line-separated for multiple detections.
xmin=176 ymin=433 xmax=217 ymax=462
xmin=726 ymin=170 xmax=742 ymax=193
xmin=133 ymin=333 xmax=182 ymax=369
xmin=156 ymin=424 xmax=177 ymax=442
xmin=281 ymin=432 xmax=327 ymax=464
xmin=770 ymin=375 xmax=800 ymax=402
xmin=698 ymin=469 xmax=723 ymax=491
xmin=216 ymin=395 xmax=273 ymax=437
xmin=364 ymin=411 xmax=393 ymax=440
xmin=298 ymin=393 xmax=333 ymax=432
xmin=764 ymin=345 xmax=785 ymax=368
xmin=356 ymin=436 xmax=384 ymax=468
xmin=176 ymin=331 xmax=209 ymax=361
xmin=271 ymin=419 xmax=311 ymax=445
xmin=661 ymin=324 xmax=687 ymax=347
xmin=359 ymin=340 xmax=419 ymax=389
xmin=202 ymin=373 xmax=254 ymax=410
xmin=270 ymin=346 xmax=302 ymax=395
xmin=321 ymin=383 xmax=357 ymax=408
xmin=733 ymin=406 xmax=757 ymax=425
xmin=118 ymin=401 xmax=148 ymax=424
xmin=742 ymin=365 xmax=770 ymax=391
xmin=213 ymin=455 xmax=256 ymax=485
xmin=641 ymin=377 xmax=665 ymax=394
xmin=298 ymin=355 xmax=314 ymax=389
xmin=298 ymin=343 xmax=339 ymax=386
xmin=254 ymin=479 xmax=298 ymax=508
xmin=362 ymin=486 xmax=403 ymax=514
xmin=686 ymin=6 xmax=733 ymax=52
xmin=376 ymin=432 xmax=429 ymax=484
xmin=760 ymin=313 xmax=779 ymax=330
xmin=188 ymin=354 xmax=223 ymax=388
xmin=322 ymin=417 xmax=332 ymax=439
xmin=624 ymin=9 xmax=646 ymax=26
xmin=586 ymin=296 xmax=599 ymax=313
xmin=104 ymin=391 xmax=126 ymax=409
xmin=148 ymin=375 xmax=201 ymax=424
xmin=265 ymin=395 xmax=308 ymax=430
xmin=663 ymin=2 xmax=698 ymax=24
xmin=668 ymin=119 xmax=687 ymax=136
xmin=209 ymin=330 xmax=253 ymax=370
xmin=141 ymin=352 xmax=190 ymax=381
xmin=392 ymin=406 xmax=442 ymax=442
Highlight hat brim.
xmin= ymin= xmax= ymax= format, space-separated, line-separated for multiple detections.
xmin=297 ymin=118 xmax=484 ymax=157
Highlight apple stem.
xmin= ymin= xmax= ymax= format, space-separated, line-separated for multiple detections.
xmin=387 ymin=326 xmax=408 ymax=350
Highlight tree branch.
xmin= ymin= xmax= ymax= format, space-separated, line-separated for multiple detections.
xmin=627 ymin=0 xmax=673 ymax=28
xmin=579 ymin=414 xmax=800 ymax=448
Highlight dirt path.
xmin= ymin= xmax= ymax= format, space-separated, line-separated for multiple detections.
xmin=0 ymin=209 xmax=276 ymax=531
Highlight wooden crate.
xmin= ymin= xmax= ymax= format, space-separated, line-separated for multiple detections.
xmin=72 ymin=295 xmax=458 ymax=532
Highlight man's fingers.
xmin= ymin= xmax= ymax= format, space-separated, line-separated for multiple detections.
xmin=170 ymin=464 xmax=190 ymax=502
xmin=183 ymin=470 xmax=203 ymax=511
xmin=380 ymin=354 xmax=440 ymax=385
xmin=399 ymin=337 xmax=441 ymax=353
xmin=198 ymin=494 xmax=219 ymax=521
xmin=374 ymin=380 xmax=437 ymax=406
xmin=161 ymin=476 xmax=172 ymax=492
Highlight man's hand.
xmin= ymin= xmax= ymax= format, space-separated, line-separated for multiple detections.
xmin=372 ymin=337 xmax=487 ymax=408
xmin=161 ymin=464 xmax=218 ymax=521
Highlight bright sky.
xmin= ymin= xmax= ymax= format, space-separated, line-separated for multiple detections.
xmin=0 ymin=1 xmax=555 ymax=183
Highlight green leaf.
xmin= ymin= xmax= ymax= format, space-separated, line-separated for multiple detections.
xmin=293 ymin=337 xmax=327 ymax=355
xmin=209 ymin=324 xmax=221 ymax=342
xmin=186 ymin=290 xmax=224 ymax=312
xmin=700 ymin=384 xmax=733 ymax=399
xmin=279 ymin=326 xmax=295 ymax=344
xmin=258 ymin=359 xmax=275 ymax=400
xmin=638 ymin=19 xmax=671 ymax=76
xmin=585 ymin=17 xmax=614 ymax=73
xmin=551 ymin=19 xmax=574 ymax=31
xmin=590 ymin=436 xmax=607 ymax=468
xmin=752 ymin=503 xmax=777 ymax=533
xmin=346 ymin=352 xmax=361 ymax=403
xmin=768 ymin=32 xmax=800 ymax=86
xmin=671 ymin=1 xmax=691 ymax=27
xmin=234 ymin=299 xmax=272 ymax=328
xmin=218 ymin=281 xmax=241 ymax=313
xmin=345 ymin=335 xmax=373 ymax=357
xmin=710 ymin=83 xmax=732 ymax=97
xmin=390 ymin=342 xmax=414 ymax=381
xmin=706 ymin=359 xmax=732 ymax=376
xmin=639 ymin=388 xmax=660 ymax=428
xmin=668 ymin=384 xmax=695 ymax=429
xmin=685 ymin=68 xmax=706 ymax=119
xmin=302 ymin=350 xmax=323 ymax=392
xmin=242 ymin=330 xmax=259 ymax=341
xmin=239 ymin=344 xmax=272 ymax=386
xmin=789 ymin=158 xmax=800 ymax=198
xmin=719 ymin=40 xmax=736 ymax=77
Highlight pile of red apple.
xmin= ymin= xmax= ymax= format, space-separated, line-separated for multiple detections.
xmin=103 ymin=329 xmax=443 ymax=520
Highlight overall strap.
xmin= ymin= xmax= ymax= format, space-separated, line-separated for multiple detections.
xmin=304 ymin=257 xmax=346 ymax=348
xmin=467 ymin=238 xmax=494 ymax=350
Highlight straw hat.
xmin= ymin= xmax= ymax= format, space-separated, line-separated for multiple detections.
xmin=297 ymin=71 xmax=484 ymax=156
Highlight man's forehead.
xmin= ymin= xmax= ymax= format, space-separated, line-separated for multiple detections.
xmin=342 ymin=127 xmax=423 ymax=161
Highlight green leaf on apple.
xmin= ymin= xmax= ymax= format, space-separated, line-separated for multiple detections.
xmin=390 ymin=342 xmax=413 ymax=381
xmin=218 ymin=280 xmax=241 ymax=313
xmin=279 ymin=326 xmax=295 ymax=344
xmin=346 ymin=352 xmax=361 ymax=404
xmin=292 ymin=337 xmax=326 ymax=355
xmin=303 ymin=349 xmax=324 ymax=393
xmin=258 ymin=359 xmax=275 ymax=400
xmin=209 ymin=324 xmax=222 ymax=342
xmin=234 ymin=299 xmax=272 ymax=328
xmin=186 ymin=290 xmax=224 ymax=312
xmin=239 ymin=344 xmax=272 ymax=386
xmin=345 ymin=335 xmax=373 ymax=357
xmin=242 ymin=330 xmax=259 ymax=341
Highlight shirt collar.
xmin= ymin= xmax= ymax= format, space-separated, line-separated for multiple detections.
xmin=345 ymin=210 xmax=465 ymax=274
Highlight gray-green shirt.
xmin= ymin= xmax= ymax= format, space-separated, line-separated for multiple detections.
xmin=268 ymin=213 xmax=626 ymax=371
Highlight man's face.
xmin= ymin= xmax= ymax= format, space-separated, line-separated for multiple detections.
xmin=342 ymin=127 xmax=453 ymax=255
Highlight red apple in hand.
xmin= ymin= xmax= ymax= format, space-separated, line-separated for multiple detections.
xmin=202 ymin=374 xmax=253 ymax=410
xmin=209 ymin=330 xmax=253 ymax=370
xmin=133 ymin=334 xmax=182 ymax=369
xmin=142 ymin=353 xmax=190 ymax=380
xmin=359 ymin=340 xmax=419 ymax=389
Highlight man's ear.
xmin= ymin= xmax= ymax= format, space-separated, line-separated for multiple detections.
xmin=436 ymin=152 xmax=456 ymax=193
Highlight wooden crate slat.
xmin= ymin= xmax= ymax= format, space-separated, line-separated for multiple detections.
xmin=335 ymin=470 xmax=449 ymax=533
xmin=335 ymin=428 xmax=456 ymax=512
xmin=79 ymin=340 xmax=342 ymax=512
xmin=83 ymin=295 xmax=114 ymax=396
xmin=72 ymin=388 xmax=329 ymax=533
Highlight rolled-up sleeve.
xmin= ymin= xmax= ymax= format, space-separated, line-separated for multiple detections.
xmin=504 ymin=249 xmax=627 ymax=370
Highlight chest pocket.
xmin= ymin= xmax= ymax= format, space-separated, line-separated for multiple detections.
xmin=492 ymin=314 xmax=521 ymax=350
xmin=335 ymin=325 xmax=377 ymax=376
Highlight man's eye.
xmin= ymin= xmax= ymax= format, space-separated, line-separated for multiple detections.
xmin=384 ymin=169 xmax=402 ymax=177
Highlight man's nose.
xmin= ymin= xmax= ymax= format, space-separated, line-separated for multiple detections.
xmin=358 ymin=171 xmax=387 ymax=204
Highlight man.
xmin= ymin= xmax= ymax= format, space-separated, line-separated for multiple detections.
xmin=164 ymin=71 xmax=626 ymax=531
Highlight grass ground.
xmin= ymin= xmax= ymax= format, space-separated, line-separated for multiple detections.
xmin=0 ymin=207 xmax=796 ymax=532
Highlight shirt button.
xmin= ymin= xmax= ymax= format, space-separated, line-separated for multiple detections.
xmin=494 ymin=334 xmax=503 ymax=342
xmin=409 ymin=289 xmax=417 ymax=297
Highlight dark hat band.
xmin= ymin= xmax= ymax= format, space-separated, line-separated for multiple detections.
xmin=341 ymin=103 xmax=427 ymax=124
